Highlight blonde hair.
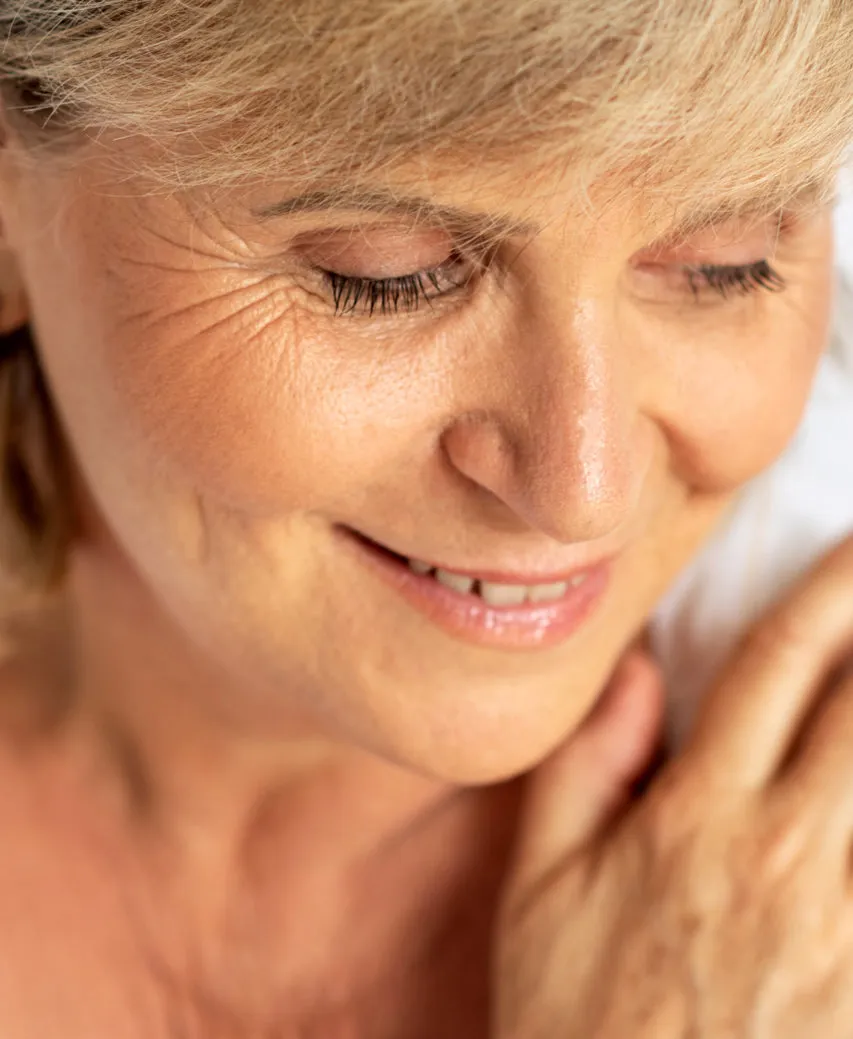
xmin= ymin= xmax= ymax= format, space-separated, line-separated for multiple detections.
xmin=0 ymin=0 xmax=852 ymax=587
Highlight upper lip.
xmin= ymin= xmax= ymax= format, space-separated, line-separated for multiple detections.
xmin=346 ymin=528 xmax=625 ymax=585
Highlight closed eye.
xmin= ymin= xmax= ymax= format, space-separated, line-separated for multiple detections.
xmin=322 ymin=254 xmax=474 ymax=317
xmin=684 ymin=259 xmax=785 ymax=299
xmin=320 ymin=253 xmax=786 ymax=318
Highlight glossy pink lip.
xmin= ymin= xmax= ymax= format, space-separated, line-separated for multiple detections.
xmin=339 ymin=528 xmax=612 ymax=650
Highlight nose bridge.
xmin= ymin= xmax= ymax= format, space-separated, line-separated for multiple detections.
xmin=524 ymin=302 xmax=635 ymax=527
xmin=442 ymin=293 xmax=641 ymax=543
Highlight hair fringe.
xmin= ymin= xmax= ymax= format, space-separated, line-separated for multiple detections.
xmin=1 ymin=2 xmax=852 ymax=210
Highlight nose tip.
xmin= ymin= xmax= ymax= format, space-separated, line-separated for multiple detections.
xmin=441 ymin=403 xmax=645 ymax=544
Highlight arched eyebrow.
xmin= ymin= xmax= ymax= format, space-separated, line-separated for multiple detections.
xmin=251 ymin=187 xmax=540 ymax=243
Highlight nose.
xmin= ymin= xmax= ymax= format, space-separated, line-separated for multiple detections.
xmin=441 ymin=300 xmax=647 ymax=544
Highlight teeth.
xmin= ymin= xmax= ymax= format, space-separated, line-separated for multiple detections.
xmin=478 ymin=581 xmax=529 ymax=607
xmin=406 ymin=556 xmax=587 ymax=604
xmin=434 ymin=568 xmax=476 ymax=595
xmin=408 ymin=559 xmax=434 ymax=576
xmin=527 ymin=581 xmax=569 ymax=603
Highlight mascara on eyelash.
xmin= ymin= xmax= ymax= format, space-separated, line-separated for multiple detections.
xmin=326 ymin=267 xmax=453 ymax=316
xmin=325 ymin=255 xmax=787 ymax=317
xmin=685 ymin=259 xmax=786 ymax=300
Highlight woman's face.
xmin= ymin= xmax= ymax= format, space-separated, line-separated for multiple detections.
xmin=0 ymin=135 xmax=835 ymax=781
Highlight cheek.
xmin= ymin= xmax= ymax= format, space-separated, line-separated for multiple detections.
xmin=653 ymin=287 xmax=833 ymax=490
xmin=39 ymin=261 xmax=438 ymax=518
xmin=679 ymin=350 xmax=819 ymax=485
xmin=11 ymin=186 xmax=442 ymax=527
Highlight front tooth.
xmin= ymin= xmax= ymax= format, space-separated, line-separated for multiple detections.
xmin=434 ymin=568 xmax=476 ymax=595
xmin=528 ymin=581 xmax=569 ymax=603
xmin=479 ymin=581 xmax=528 ymax=607
xmin=569 ymin=573 xmax=588 ymax=587
xmin=409 ymin=559 xmax=433 ymax=575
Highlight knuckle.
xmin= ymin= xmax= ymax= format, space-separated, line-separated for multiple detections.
xmin=645 ymin=782 xmax=795 ymax=895
xmin=729 ymin=807 xmax=814 ymax=916
xmin=753 ymin=818 xmax=808 ymax=886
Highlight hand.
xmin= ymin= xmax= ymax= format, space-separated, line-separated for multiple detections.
xmin=495 ymin=535 xmax=853 ymax=1039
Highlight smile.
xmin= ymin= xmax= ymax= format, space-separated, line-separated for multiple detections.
xmin=406 ymin=558 xmax=589 ymax=606
xmin=340 ymin=528 xmax=613 ymax=650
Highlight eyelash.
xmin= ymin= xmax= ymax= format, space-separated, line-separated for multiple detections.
xmin=684 ymin=259 xmax=786 ymax=299
xmin=322 ymin=257 xmax=785 ymax=318
xmin=324 ymin=264 xmax=467 ymax=317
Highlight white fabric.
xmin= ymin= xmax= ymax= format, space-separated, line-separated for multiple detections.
xmin=651 ymin=197 xmax=853 ymax=749
xmin=836 ymin=169 xmax=853 ymax=287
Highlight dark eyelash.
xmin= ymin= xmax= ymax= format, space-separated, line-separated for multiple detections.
xmin=685 ymin=259 xmax=785 ymax=300
xmin=325 ymin=269 xmax=448 ymax=317
xmin=324 ymin=256 xmax=786 ymax=318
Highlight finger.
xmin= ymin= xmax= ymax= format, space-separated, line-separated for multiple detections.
xmin=687 ymin=534 xmax=853 ymax=791
xmin=780 ymin=667 xmax=853 ymax=841
xmin=511 ymin=648 xmax=664 ymax=888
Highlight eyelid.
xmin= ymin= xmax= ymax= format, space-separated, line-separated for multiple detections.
xmin=629 ymin=254 xmax=786 ymax=304
xmin=636 ymin=234 xmax=775 ymax=270
xmin=321 ymin=252 xmax=477 ymax=317
xmin=295 ymin=225 xmax=458 ymax=280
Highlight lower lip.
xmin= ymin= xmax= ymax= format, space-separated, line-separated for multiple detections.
xmin=340 ymin=530 xmax=611 ymax=650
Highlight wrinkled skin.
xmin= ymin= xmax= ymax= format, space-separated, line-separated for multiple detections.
xmin=0 ymin=112 xmax=841 ymax=1036
xmin=0 ymin=138 xmax=833 ymax=783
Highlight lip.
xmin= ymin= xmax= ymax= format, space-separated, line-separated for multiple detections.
xmin=338 ymin=528 xmax=613 ymax=650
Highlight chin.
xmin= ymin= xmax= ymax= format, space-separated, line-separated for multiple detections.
xmin=383 ymin=726 xmax=576 ymax=787
xmin=353 ymin=670 xmax=606 ymax=786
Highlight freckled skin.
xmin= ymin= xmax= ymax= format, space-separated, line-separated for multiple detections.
xmin=7 ymin=155 xmax=830 ymax=781
xmin=0 ymin=130 xmax=836 ymax=1036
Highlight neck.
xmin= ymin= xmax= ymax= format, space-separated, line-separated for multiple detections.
xmin=13 ymin=514 xmax=519 ymax=1032
xmin=52 ymin=526 xmax=462 ymax=876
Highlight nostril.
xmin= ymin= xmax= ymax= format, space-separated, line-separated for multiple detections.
xmin=441 ymin=415 xmax=517 ymax=497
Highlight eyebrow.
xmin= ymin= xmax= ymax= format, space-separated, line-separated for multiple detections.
xmin=252 ymin=178 xmax=833 ymax=253
xmin=648 ymin=181 xmax=832 ymax=247
xmin=252 ymin=188 xmax=541 ymax=241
